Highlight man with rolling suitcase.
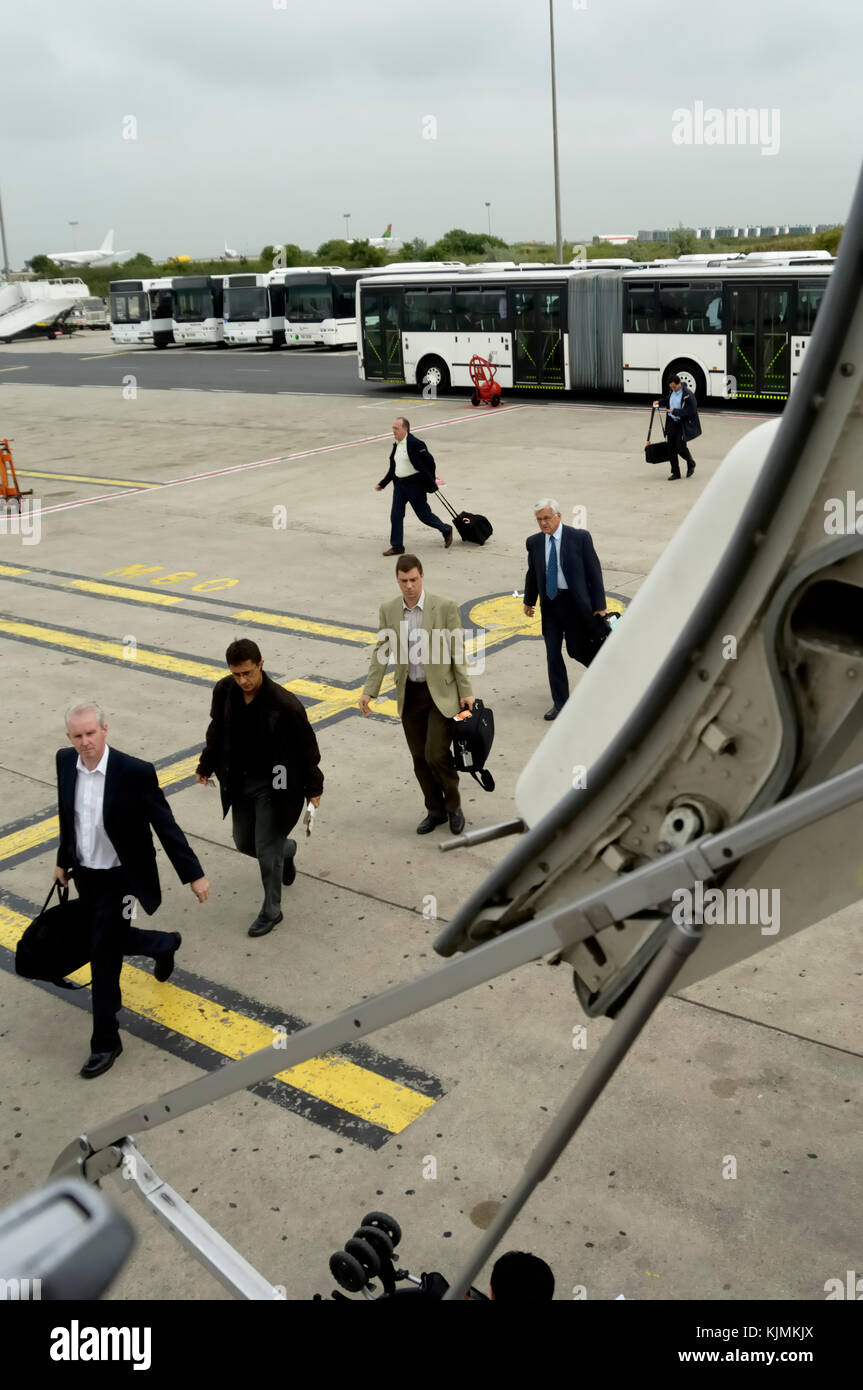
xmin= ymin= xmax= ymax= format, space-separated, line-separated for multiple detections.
xmin=653 ymin=375 xmax=701 ymax=480
xmin=375 ymin=417 xmax=453 ymax=556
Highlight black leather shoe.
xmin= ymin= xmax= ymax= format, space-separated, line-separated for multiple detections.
xmin=382 ymin=546 xmax=405 ymax=556
xmin=448 ymin=809 xmax=465 ymax=835
xmin=686 ymin=462 xmax=696 ymax=477
xmin=417 ymin=812 xmax=447 ymax=834
xmin=80 ymin=1043 xmax=123 ymax=1079
xmin=50 ymin=976 xmax=88 ymax=991
xmin=248 ymin=911 xmax=283 ymax=938
xmin=282 ymin=838 xmax=298 ymax=886
xmin=544 ymin=707 xmax=560 ymax=721
xmin=667 ymin=473 xmax=681 ymax=481
xmin=153 ymin=932 xmax=181 ymax=983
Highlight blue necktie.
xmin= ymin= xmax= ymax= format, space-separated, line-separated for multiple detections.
xmin=546 ymin=535 xmax=559 ymax=599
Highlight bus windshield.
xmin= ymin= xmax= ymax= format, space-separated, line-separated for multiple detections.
xmin=284 ymin=282 xmax=334 ymax=323
xmin=174 ymin=287 xmax=215 ymax=321
xmin=224 ymin=287 xmax=268 ymax=321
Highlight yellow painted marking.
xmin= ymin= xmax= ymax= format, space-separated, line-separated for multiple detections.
xmin=0 ymin=814 xmax=61 ymax=863
xmin=78 ymin=350 xmax=137 ymax=360
xmin=234 ymin=609 xmax=377 ymax=645
xmin=18 ymin=470 xmax=158 ymax=489
xmin=66 ymin=580 xmax=182 ymax=606
xmin=0 ymin=366 xmax=29 ymax=373
xmin=0 ymin=564 xmax=27 ymax=577
xmin=0 ymin=904 xmax=433 ymax=1133
xmin=0 ymin=619 xmax=225 ymax=682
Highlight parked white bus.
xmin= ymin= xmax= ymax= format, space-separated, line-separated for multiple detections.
xmin=109 ymin=277 xmax=175 ymax=348
xmin=172 ymin=275 xmax=225 ymax=344
xmin=357 ymin=261 xmax=833 ymax=402
xmin=283 ymin=263 xmax=467 ymax=348
xmin=223 ymin=267 xmax=343 ymax=347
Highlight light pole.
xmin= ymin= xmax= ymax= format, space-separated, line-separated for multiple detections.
xmin=343 ymin=213 xmax=351 ymax=242
xmin=0 ymin=185 xmax=10 ymax=278
xmin=485 ymin=202 xmax=491 ymax=237
xmin=68 ymin=220 xmax=79 ymax=250
xmin=548 ymin=0 xmax=563 ymax=263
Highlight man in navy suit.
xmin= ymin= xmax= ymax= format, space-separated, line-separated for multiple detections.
xmin=46 ymin=703 xmax=209 ymax=1078
xmin=523 ymin=499 xmax=609 ymax=720
xmin=376 ymin=417 xmax=453 ymax=556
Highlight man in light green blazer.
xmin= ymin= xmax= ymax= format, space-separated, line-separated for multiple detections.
xmin=359 ymin=553 xmax=475 ymax=835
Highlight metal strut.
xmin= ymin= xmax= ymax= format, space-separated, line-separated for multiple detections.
xmin=50 ymin=762 xmax=863 ymax=1296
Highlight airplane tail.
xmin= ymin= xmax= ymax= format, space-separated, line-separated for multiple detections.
xmin=100 ymin=230 xmax=114 ymax=254
xmin=381 ymin=224 xmax=392 ymax=239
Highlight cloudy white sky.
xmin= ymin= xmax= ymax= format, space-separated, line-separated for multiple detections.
xmin=2 ymin=0 xmax=861 ymax=263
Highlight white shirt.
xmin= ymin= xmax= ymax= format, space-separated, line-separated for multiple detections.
xmin=393 ymin=435 xmax=419 ymax=479
xmin=544 ymin=521 xmax=569 ymax=590
xmin=403 ymin=591 xmax=426 ymax=681
xmin=74 ymin=745 xmax=121 ymax=869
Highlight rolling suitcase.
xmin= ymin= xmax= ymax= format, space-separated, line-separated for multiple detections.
xmin=436 ymin=490 xmax=493 ymax=545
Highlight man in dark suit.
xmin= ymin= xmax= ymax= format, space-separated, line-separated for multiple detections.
xmin=48 ymin=702 xmax=209 ymax=1079
xmin=653 ymin=375 xmax=702 ymax=480
xmin=196 ymin=638 xmax=323 ymax=937
xmin=375 ymin=416 xmax=453 ymax=556
xmin=523 ymin=499 xmax=609 ymax=720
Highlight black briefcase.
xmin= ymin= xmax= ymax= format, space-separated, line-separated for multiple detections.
xmin=452 ymin=698 xmax=495 ymax=791
xmin=644 ymin=407 xmax=671 ymax=464
xmin=15 ymin=879 xmax=89 ymax=988
xmin=436 ymin=491 xmax=493 ymax=545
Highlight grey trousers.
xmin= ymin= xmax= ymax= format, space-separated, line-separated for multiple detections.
xmin=231 ymin=776 xmax=303 ymax=924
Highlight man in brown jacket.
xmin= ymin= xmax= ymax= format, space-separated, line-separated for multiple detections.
xmin=196 ymin=639 xmax=323 ymax=937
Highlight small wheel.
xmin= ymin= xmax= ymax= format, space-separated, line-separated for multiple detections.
xmin=470 ymin=390 xmax=480 ymax=406
xmin=344 ymin=1237 xmax=381 ymax=1278
xmin=354 ymin=1225 xmax=393 ymax=1261
xmin=490 ymin=394 xmax=501 ymax=407
xmin=329 ymin=1250 xmax=366 ymax=1293
xmin=361 ymin=1211 xmax=402 ymax=1248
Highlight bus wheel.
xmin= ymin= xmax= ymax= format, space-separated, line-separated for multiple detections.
xmin=664 ymin=360 xmax=706 ymax=405
xmin=417 ymin=356 xmax=450 ymax=396
xmin=154 ymin=335 xmax=170 ymax=349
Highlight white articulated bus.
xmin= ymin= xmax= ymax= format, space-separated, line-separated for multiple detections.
xmin=109 ymin=277 xmax=175 ymax=348
xmin=171 ymin=275 xmax=225 ymax=344
xmin=357 ymin=260 xmax=833 ymax=403
xmin=223 ymin=267 xmax=343 ymax=347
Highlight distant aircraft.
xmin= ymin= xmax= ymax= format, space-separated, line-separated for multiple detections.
xmin=221 ymin=240 xmax=241 ymax=261
xmin=366 ymin=224 xmax=404 ymax=251
xmin=47 ymin=229 xmax=131 ymax=267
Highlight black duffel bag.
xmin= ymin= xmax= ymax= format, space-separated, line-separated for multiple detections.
xmin=452 ymin=698 xmax=495 ymax=791
xmin=436 ymin=490 xmax=493 ymax=545
xmin=644 ymin=407 xmax=671 ymax=464
xmin=15 ymin=879 xmax=90 ymax=989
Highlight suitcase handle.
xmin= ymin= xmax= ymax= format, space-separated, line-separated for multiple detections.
xmin=646 ymin=406 xmax=667 ymax=442
xmin=435 ymin=489 xmax=459 ymax=521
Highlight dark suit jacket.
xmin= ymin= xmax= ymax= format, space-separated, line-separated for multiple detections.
xmin=378 ymin=432 xmax=437 ymax=493
xmin=56 ymin=746 xmax=203 ymax=916
xmin=524 ymin=525 xmax=607 ymax=632
xmin=657 ymin=384 xmax=702 ymax=441
xmin=196 ymin=671 xmax=323 ymax=829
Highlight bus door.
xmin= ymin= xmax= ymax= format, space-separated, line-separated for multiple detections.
xmin=361 ymin=289 xmax=404 ymax=381
xmin=728 ymin=282 xmax=791 ymax=400
xmin=512 ymin=287 xmax=564 ymax=387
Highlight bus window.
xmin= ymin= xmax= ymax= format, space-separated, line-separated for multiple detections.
xmin=625 ymin=285 xmax=657 ymax=333
xmin=404 ymin=289 xmax=455 ymax=332
xmin=794 ymin=280 xmax=827 ymax=334
xmin=657 ymin=281 xmax=721 ymax=333
xmin=454 ymin=288 xmax=505 ymax=332
xmin=286 ymin=283 xmax=333 ymax=322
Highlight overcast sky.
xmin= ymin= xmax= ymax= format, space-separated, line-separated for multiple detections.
xmin=2 ymin=0 xmax=861 ymax=263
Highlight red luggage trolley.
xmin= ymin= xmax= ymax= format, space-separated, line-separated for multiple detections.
xmin=468 ymin=354 xmax=502 ymax=407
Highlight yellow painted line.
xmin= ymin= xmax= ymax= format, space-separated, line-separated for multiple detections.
xmin=234 ymin=609 xmax=377 ymax=645
xmin=65 ymin=580 xmax=182 ymax=606
xmin=18 ymin=470 xmax=158 ymax=489
xmin=0 ymin=619 xmax=226 ymax=682
xmin=0 ymin=366 xmax=29 ymax=373
xmin=0 ymin=904 xmax=433 ymax=1133
xmin=0 ymin=563 xmax=27 ymax=577
xmin=78 ymin=350 xmax=137 ymax=360
xmin=0 ymin=814 xmax=61 ymax=864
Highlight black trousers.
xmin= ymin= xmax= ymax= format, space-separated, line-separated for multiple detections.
xmin=401 ymin=679 xmax=460 ymax=813
xmin=231 ymin=775 xmax=304 ymax=924
xmin=542 ymin=593 xmax=598 ymax=711
xmin=28 ymin=867 xmax=176 ymax=1053
xmin=390 ymin=476 xmax=451 ymax=548
xmin=666 ymin=417 xmax=696 ymax=477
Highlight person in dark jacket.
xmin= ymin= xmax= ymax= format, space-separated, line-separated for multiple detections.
xmin=43 ymin=702 xmax=209 ymax=1079
xmin=376 ymin=416 xmax=453 ymax=556
xmin=653 ymin=375 xmax=702 ymax=480
xmin=523 ymin=499 xmax=609 ymax=720
xmin=196 ymin=639 xmax=323 ymax=937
